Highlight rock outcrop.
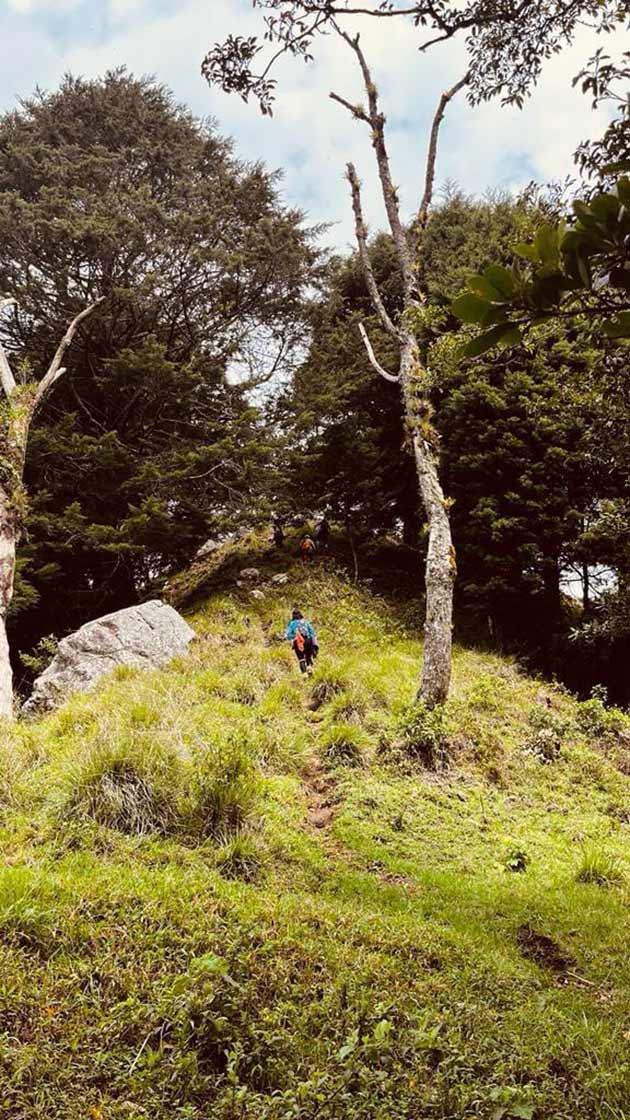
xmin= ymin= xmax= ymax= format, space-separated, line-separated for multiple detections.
xmin=24 ymin=600 xmax=195 ymax=714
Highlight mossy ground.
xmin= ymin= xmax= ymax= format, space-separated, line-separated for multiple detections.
xmin=1 ymin=541 xmax=630 ymax=1119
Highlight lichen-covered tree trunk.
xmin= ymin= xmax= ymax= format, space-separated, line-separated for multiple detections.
xmin=400 ymin=332 xmax=455 ymax=707
xmin=0 ymin=488 xmax=17 ymax=718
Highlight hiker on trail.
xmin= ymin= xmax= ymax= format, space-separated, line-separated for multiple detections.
xmin=270 ymin=519 xmax=284 ymax=548
xmin=285 ymin=608 xmax=319 ymax=675
xmin=299 ymin=534 xmax=316 ymax=566
xmin=314 ymin=516 xmax=330 ymax=550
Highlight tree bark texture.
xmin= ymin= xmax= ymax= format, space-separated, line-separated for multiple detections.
xmin=400 ymin=333 xmax=455 ymax=706
xmin=336 ymin=41 xmax=464 ymax=705
xmin=0 ymin=299 xmax=103 ymax=719
xmin=0 ymin=492 xmax=16 ymax=719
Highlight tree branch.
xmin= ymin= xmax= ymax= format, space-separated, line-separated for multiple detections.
xmin=32 ymin=298 xmax=105 ymax=413
xmin=0 ymin=298 xmax=17 ymax=398
xmin=416 ymin=72 xmax=469 ymax=233
xmin=329 ymin=91 xmax=370 ymax=124
xmin=337 ymin=27 xmax=416 ymax=302
xmin=346 ymin=162 xmax=400 ymax=340
xmin=358 ymin=322 xmax=399 ymax=383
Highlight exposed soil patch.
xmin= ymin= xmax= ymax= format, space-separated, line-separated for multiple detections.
xmin=517 ymin=924 xmax=575 ymax=974
xmin=302 ymin=755 xmax=337 ymax=830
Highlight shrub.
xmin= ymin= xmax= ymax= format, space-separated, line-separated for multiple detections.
xmin=181 ymin=737 xmax=258 ymax=842
xmin=392 ymin=701 xmax=448 ymax=769
xmin=575 ymin=691 xmax=630 ymax=740
xmin=504 ymin=846 xmax=529 ymax=873
xmin=467 ymin=672 xmax=502 ymax=712
xmin=576 ymin=846 xmax=624 ymax=887
xmin=523 ymin=708 xmax=568 ymax=763
xmin=320 ymin=722 xmax=366 ymax=768
xmin=52 ymin=732 xmax=185 ymax=836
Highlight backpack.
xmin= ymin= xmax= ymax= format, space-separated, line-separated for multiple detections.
xmin=294 ymin=622 xmax=310 ymax=652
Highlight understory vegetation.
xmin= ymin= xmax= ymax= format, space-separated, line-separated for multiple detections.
xmin=1 ymin=545 xmax=629 ymax=1118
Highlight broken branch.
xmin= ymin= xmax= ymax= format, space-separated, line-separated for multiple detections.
xmin=32 ymin=298 xmax=105 ymax=413
xmin=358 ymin=322 xmax=399 ymax=383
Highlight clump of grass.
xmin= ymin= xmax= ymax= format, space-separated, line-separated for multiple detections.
xmin=51 ymin=731 xmax=185 ymax=837
xmin=576 ymin=845 xmax=624 ymax=887
xmin=309 ymin=672 xmax=346 ymax=711
xmin=466 ymin=672 xmax=502 ymax=712
xmin=181 ymin=737 xmax=258 ymax=842
xmin=0 ymin=867 xmax=55 ymax=951
xmin=216 ymin=832 xmax=262 ymax=881
xmin=390 ymin=700 xmax=448 ymax=769
xmin=320 ymin=722 xmax=367 ymax=768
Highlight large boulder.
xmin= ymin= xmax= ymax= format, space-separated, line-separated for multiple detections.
xmin=24 ymin=600 xmax=195 ymax=715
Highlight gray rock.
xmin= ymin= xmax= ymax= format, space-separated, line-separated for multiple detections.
xmin=24 ymin=600 xmax=195 ymax=714
xmin=250 ymin=589 xmax=266 ymax=601
xmin=238 ymin=568 xmax=260 ymax=582
xmin=195 ymin=538 xmax=221 ymax=560
xmin=271 ymin=573 xmax=289 ymax=586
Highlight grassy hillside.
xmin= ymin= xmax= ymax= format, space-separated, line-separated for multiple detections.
xmin=2 ymin=542 xmax=630 ymax=1119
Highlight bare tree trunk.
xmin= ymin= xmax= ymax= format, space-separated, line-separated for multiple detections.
xmin=0 ymin=297 xmax=104 ymax=720
xmin=399 ymin=333 xmax=455 ymax=706
xmin=0 ymin=489 xmax=17 ymax=719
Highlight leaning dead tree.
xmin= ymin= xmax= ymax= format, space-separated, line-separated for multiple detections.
xmin=0 ymin=298 xmax=104 ymax=718
xmin=204 ymin=0 xmax=626 ymax=706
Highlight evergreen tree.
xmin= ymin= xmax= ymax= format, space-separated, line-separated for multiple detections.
xmin=0 ymin=71 xmax=314 ymax=681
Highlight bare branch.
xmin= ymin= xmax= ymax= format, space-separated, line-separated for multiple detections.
xmin=32 ymin=298 xmax=105 ymax=413
xmin=329 ymin=91 xmax=370 ymax=123
xmin=416 ymin=72 xmax=469 ymax=234
xmin=336 ymin=28 xmax=416 ymax=301
xmin=358 ymin=322 xmax=399 ymax=383
xmin=0 ymin=298 xmax=17 ymax=398
xmin=346 ymin=162 xmax=400 ymax=340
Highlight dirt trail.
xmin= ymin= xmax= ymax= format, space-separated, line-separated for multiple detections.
xmin=301 ymin=754 xmax=336 ymax=830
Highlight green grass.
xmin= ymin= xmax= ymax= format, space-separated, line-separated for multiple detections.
xmin=1 ymin=549 xmax=629 ymax=1118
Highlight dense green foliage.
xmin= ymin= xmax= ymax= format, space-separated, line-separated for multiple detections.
xmin=1 ymin=546 xmax=629 ymax=1117
xmin=0 ymin=70 xmax=314 ymax=676
xmin=285 ymin=191 xmax=630 ymax=696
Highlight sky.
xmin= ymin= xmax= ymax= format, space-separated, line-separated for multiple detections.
xmin=0 ymin=0 xmax=621 ymax=249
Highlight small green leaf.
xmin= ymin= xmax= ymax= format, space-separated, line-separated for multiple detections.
xmin=514 ymin=241 xmax=538 ymax=262
xmin=481 ymin=306 xmax=509 ymax=327
xmin=509 ymin=1105 xmax=534 ymax=1120
xmin=576 ymin=255 xmax=591 ymax=288
xmin=484 ymin=264 xmax=515 ymax=298
xmin=463 ymin=322 xmax=520 ymax=358
xmin=616 ymin=177 xmax=630 ymax=206
xmin=452 ymin=292 xmax=492 ymax=324
xmin=468 ymin=273 xmax=504 ymax=302
xmin=572 ymin=201 xmax=605 ymax=232
xmin=589 ymin=193 xmax=620 ymax=223
xmin=534 ymin=224 xmax=560 ymax=266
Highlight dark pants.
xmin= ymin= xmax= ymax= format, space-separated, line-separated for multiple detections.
xmin=293 ymin=637 xmax=318 ymax=673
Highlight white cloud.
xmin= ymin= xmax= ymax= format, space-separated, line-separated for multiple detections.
xmin=0 ymin=0 xmax=623 ymax=248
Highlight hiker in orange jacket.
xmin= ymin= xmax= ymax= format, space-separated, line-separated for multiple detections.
xmin=299 ymin=534 xmax=316 ymax=566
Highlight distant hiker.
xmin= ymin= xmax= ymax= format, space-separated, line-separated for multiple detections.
xmin=285 ymin=608 xmax=319 ymax=675
xmin=270 ymin=520 xmax=285 ymax=548
xmin=299 ymin=534 xmax=316 ymax=566
xmin=314 ymin=516 xmax=330 ymax=550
